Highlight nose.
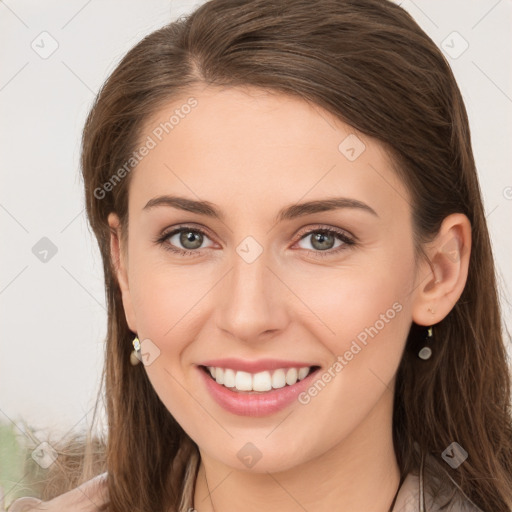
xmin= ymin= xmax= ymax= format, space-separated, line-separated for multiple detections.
xmin=214 ymin=246 xmax=290 ymax=344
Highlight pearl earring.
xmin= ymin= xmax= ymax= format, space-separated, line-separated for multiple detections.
xmin=130 ymin=336 xmax=142 ymax=365
xmin=418 ymin=326 xmax=434 ymax=360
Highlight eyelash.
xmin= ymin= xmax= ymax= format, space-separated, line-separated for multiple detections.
xmin=154 ymin=224 xmax=356 ymax=259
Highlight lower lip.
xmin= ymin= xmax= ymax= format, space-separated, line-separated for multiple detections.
xmin=197 ymin=366 xmax=320 ymax=417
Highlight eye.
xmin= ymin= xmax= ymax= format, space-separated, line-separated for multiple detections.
xmin=294 ymin=226 xmax=356 ymax=258
xmin=155 ymin=225 xmax=215 ymax=256
xmin=154 ymin=224 xmax=356 ymax=258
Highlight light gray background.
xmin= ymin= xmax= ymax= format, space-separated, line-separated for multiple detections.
xmin=1 ymin=0 xmax=511 ymax=439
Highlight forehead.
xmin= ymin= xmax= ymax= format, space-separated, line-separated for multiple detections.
xmin=129 ymin=85 xmax=410 ymax=223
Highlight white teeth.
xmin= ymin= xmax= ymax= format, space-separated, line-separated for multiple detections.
xmin=285 ymin=368 xmax=298 ymax=385
xmin=235 ymin=371 xmax=253 ymax=391
xmin=271 ymin=369 xmax=286 ymax=389
xmin=223 ymin=368 xmax=236 ymax=388
xmin=298 ymin=367 xmax=310 ymax=380
xmin=205 ymin=365 xmax=314 ymax=392
xmin=253 ymin=371 xmax=272 ymax=392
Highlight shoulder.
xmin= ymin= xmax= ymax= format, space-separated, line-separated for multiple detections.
xmin=392 ymin=457 xmax=484 ymax=512
xmin=424 ymin=488 xmax=484 ymax=512
xmin=392 ymin=470 xmax=421 ymax=512
xmin=422 ymin=455 xmax=484 ymax=512
xmin=7 ymin=472 xmax=108 ymax=512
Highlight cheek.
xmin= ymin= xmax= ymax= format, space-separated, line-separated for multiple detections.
xmin=289 ymin=254 xmax=415 ymax=384
xmin=288 ymin=270 xmax=413 ymax=450
xmin=127 ymin=263 xmax=206 ymax=424
xmin=299 ymin=258 xmax=412 ymax=331
xmin=128 ymin=250 xmax=208 ymax=337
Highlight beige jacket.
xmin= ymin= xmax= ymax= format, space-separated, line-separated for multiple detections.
xmin=5 ymin=456 xmax=484 ymax=512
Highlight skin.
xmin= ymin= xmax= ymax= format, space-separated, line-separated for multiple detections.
xmin=108 ymin=85 xmax=471 ymax=512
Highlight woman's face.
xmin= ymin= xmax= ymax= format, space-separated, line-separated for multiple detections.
xmin=109 ymin=86 xmax=425 ymax=473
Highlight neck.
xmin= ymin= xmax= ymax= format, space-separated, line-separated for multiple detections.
xmin=193 ymin=388 xmax=400 ymax=512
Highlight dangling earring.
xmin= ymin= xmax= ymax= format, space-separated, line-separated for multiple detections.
xmin=418 ymin=325 xmax=434 ymax=360
xmin=130 ymin=336 xmax=142 ymax=365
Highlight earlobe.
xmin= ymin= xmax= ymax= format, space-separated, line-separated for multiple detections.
xmin=107 ymin=213 xmax=138 ymax=332
xmin=412 ymin=213 xmax=471 ymax=327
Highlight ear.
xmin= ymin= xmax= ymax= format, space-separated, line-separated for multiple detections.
xmin=412 ymin=213 xmax=471 ymax=326
xmin=108 ymin=212 xmax=138 ymax=333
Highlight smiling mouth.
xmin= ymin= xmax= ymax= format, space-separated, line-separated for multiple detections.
xmin=199 ymin=365 xmax=321 ymax=394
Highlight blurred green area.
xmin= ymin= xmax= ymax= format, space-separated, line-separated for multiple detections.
xmin=0 ymin=419 xmax=41 ymax=508
xmin=1 ymin=417 xmax=107 ymax=508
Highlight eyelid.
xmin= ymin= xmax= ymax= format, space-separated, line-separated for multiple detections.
xmin=159 ymin=223 xmax=216 ymax=240
xmin=294 ymin=223 xmax=356 ymax=243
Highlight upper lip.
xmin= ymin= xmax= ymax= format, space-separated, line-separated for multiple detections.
xmin=198 ymin=358 xmax=319 ymax=374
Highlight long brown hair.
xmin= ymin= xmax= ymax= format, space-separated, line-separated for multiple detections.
xmin=33 ymin=0 xmax=512 ymax=510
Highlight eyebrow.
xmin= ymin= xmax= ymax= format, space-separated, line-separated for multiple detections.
xmin=142 ymin=195 xmax=378 ymax=222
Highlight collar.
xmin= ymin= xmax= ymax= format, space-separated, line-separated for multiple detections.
xmin=7 ymin=456 xmax=483 ymax=512
xmin=391 ymin=453 xmax=484 ymax=512
xmin=392 ymin=470 xmax=423 ymax=512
